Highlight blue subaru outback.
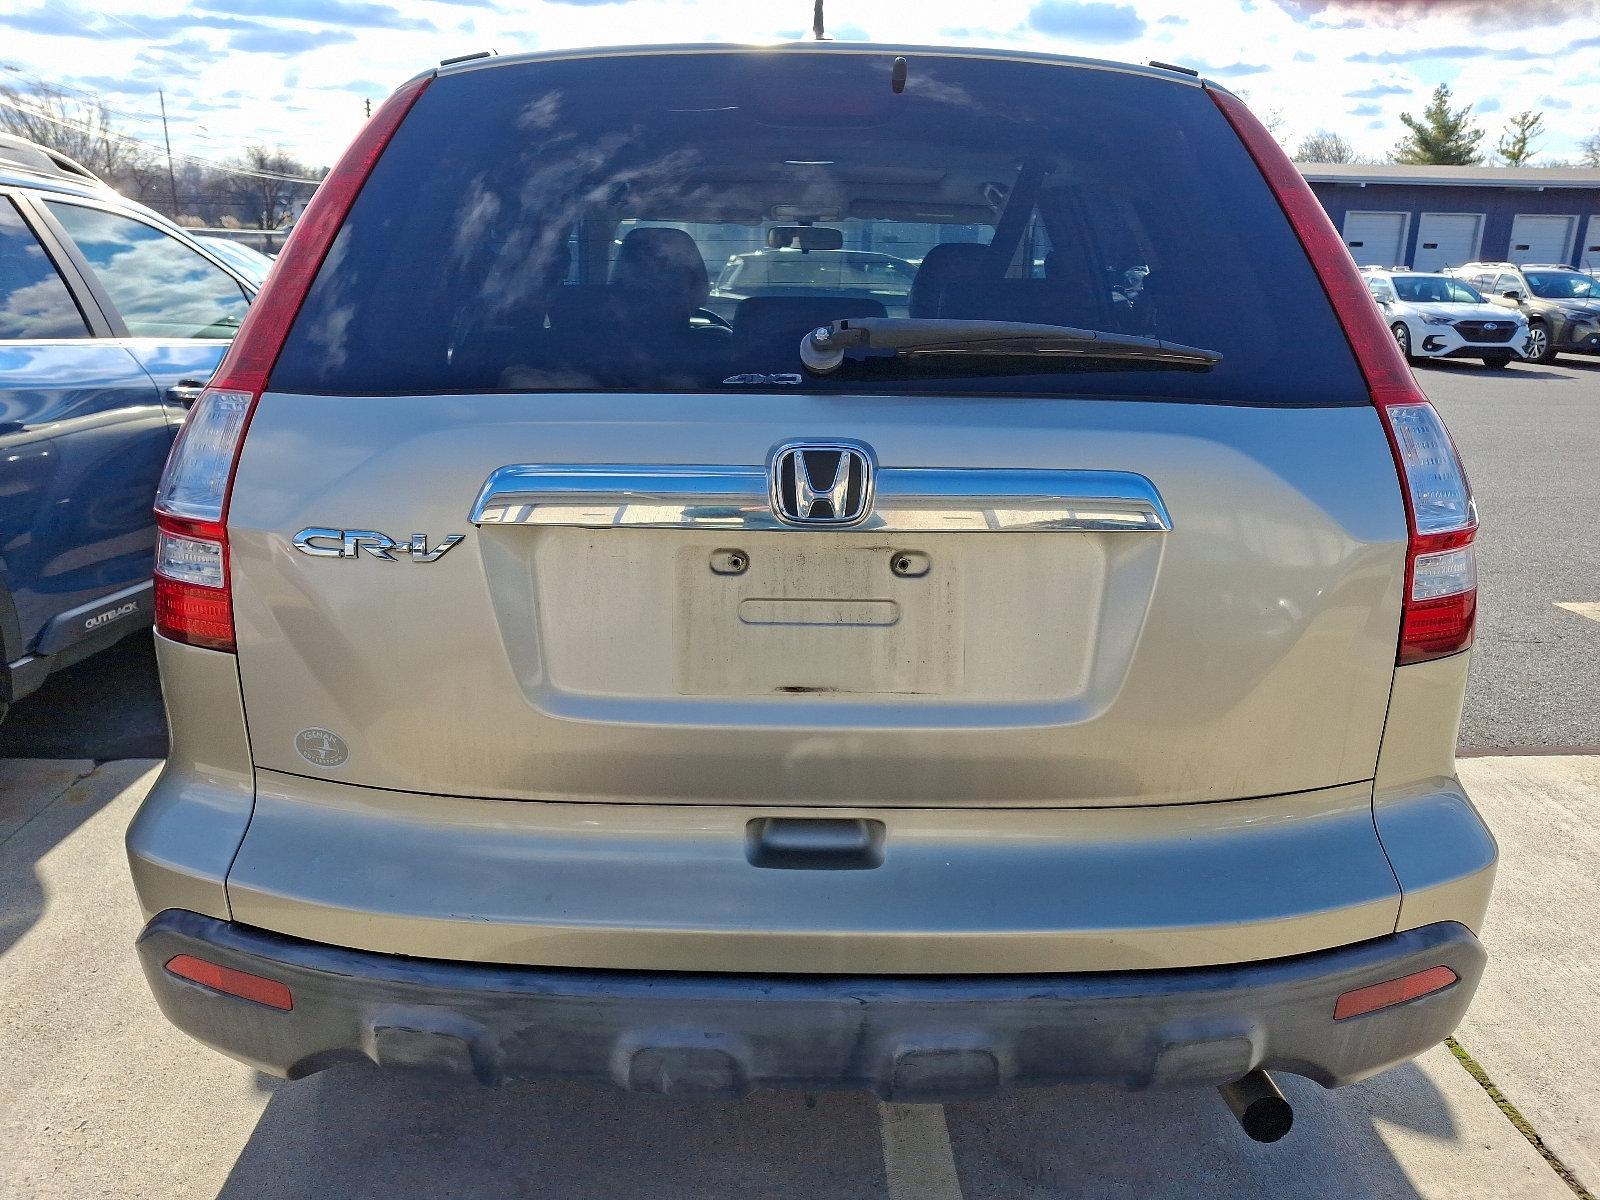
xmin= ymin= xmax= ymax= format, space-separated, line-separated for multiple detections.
xmin=0 ymin=133 xmax=257 ymax=724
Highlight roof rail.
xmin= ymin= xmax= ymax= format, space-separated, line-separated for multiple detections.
xmin=0 ymin=131 xmax=105 ymax=186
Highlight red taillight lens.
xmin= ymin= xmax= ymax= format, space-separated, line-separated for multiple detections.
xmin=151 ymin=72 xmax=432 ymax=651
xmin=165 ymin=954 xmax=293 ymax=1011
xmin=1334 ymin=965 xmax=1458 ymax=1021
xmin=1209 ymin=86 xmax=1477 ymax=665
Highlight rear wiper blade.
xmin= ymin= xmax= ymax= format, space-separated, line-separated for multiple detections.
xmin=798 ymin=317 xmax=1222 ymax=374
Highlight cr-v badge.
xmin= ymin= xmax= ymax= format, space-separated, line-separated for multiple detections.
xmin=292 ymin=528 xmax=464 ymax=561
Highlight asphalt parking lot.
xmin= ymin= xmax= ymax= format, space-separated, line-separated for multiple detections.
xmin=1 ymin=357 xmax=1596 ymax=1198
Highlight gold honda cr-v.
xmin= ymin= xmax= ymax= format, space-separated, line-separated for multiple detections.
xmin=128 ymin=43 xmax=1494 ymax=1143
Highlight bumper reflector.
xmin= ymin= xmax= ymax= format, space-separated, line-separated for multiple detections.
xmin=165 ymin=954 xmax=293 ymax=1011
xmin=1333 ymin=965 xmax=1457 ymax=1020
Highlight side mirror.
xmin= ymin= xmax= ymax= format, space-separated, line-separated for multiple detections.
xmin=1503 ymin=290 xmax=1523 ymax=301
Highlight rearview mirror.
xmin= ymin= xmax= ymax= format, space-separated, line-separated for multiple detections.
xmin=767 ymin=226 xmax=844 ymax=251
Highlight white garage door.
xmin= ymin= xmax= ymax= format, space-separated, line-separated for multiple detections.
xmin=1342 ymin=211 xmax=1408 ymax=267
xmin=1507 ymin=214 xmax=1576 ymax=265
xmin=1413 ymin=213 xmax=1483 ymax=272
xmin=1581 ymin=215 xmax=1600 ymax=272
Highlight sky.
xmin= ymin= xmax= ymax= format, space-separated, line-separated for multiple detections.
xmin=2 ymin=0 xmax=1598 ymax=170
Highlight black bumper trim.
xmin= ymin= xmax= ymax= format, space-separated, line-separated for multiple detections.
xmin=137 ymin=911 xmax=1484 ymax=1101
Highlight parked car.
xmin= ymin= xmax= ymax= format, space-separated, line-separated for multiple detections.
xmin=0 ymin=134 xmax=256 ymax=725
xmin=1452 ymin=261 xmax=1600 ymax=362
xmin=194 ymin=235 xmax=275 ymax=288
xmin=1360 ymin=267 xmax=1527 ymax=368
xmin=708 ymin=248 xmax=918 ymax=319
xmin=128 ymin=46 xmax=1492 ymax=1142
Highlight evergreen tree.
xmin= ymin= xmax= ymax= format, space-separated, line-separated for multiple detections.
xmin=1391 ymin=85 xmax=1484 ymax=165
xmin=1496 ymin=111 xmax=1544 ymax=167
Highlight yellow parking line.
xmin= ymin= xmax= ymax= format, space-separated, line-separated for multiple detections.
xmin=879 ymin=1102 xmax=964 ymax=1200
xmin=1555 ymin=602 xmax=1600 ymax=623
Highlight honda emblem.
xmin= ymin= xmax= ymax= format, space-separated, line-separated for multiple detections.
xmin=769 ymin=441 xmax=875 ymax=526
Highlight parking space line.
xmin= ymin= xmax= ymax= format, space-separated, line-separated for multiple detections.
xmin=1555 ymin=602 xmax=1600 ymax=624
xmin=879 ymin=1103 xmax=964 ymax=1200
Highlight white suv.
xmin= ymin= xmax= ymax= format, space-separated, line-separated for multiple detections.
xmin=1362 ymin=268 xmax=1527 ymax=369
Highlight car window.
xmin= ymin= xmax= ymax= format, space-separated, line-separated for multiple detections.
xmin=1367 ymin=279 xmax=1397 ymax=303
xmin=0 ymin=197 xmax=90 ymax=340
xmin=274 ymin=52 xmax=1367 ymax=406
xmin=1524 ymin=270 xmax=1598 ymax=300
xmin=1495 ymin=273 xmax=1522 ymax=295
xmin=45 ymin=201 xmax=248 ymax=339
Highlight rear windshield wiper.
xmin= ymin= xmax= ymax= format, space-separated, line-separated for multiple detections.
xmin=798 ymin=318 xmax=1222 ymax=375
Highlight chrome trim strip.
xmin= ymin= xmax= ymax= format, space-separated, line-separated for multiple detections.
xmin=470 ymin=465 xmax=1171 ymax=533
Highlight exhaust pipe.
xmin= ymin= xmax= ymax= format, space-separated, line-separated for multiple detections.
xmin=1218 ymin=1070 xmax=1294 ymax=1143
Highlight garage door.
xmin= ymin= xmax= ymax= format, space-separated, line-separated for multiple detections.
xmin=1413 ymin=213 xmax=1483 ymax=272
xmin=1507 ymin=214 xmax=1576 ymax=265
xmin=1341 ymin=211 xmax=1408 ymax=267
xmin=1581 ymin=215 xmax=1600 ymax=272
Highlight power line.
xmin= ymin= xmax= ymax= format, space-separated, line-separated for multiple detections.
xmin=0 ymin=93 xmax=322 ymax=183
xmin=1 ymin=64 xmax=305 ymax=143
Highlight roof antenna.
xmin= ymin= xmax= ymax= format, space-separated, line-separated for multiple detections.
xmin=813 ymin=0 xmax=825 ymax=40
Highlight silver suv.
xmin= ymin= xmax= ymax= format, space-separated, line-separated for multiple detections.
xmin=128 ymin=45 xmax=1494 ymax=1142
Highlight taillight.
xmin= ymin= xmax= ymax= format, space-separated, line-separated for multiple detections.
xmin=1209 ymin=86 xmax=1477 ymax=665
xmin=151 ymin=72 xmax=432 ymax=652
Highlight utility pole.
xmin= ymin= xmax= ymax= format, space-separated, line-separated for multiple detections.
xmin=364 ymin=98 xmax=372 ymax=119
xmin=157 ymin=88 xmax=179 ymax=219
xmin=813 ymin=0 xmax=824 ymax=40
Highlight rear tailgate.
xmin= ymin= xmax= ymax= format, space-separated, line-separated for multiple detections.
xmin=221 ymin=49 xmax=1409 ymax=810
xmin=227 ymin=391 xmax=1404 ymax=807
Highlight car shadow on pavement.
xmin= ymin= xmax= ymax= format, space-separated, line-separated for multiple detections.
xmin=0 ymin=633 xmax=168 ymax=761
xmin=220 ymin=1065 xmax=888 ymax=1199
xmin=214 ymin=1060 xmax=1455 ymax=1199
xmin=0 ymin=758 xmax=133 ymax=958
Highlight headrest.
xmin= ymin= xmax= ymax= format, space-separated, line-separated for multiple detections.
xmin=909 ymin=243 xmax=998 ymax=318
xmin=611 ymin=227 xmax=710 ymax=311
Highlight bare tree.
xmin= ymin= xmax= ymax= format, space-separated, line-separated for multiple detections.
xmin=222 ymin=146 xmax=320 ymax=229
xmin=1580 ymin=129 xmax=1600 ymax=168
xmin=1295 ymin=129 xmax=1360 ymax=164
xmin=0 ymin=82 xmax=167 ymax=206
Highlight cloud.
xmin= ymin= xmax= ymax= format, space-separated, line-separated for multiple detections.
xmin=1271 ymin=0 xmax=1600 ymax=30
xmin=1187 ymin=60 xmax=1273 ymax=77
xmin=1477 ymin=97 xmax=1502 ymax=113
xmin=195 ymin=0 xmax=431 ymax=30
xmin=228 ymin=27 xmax=358 ymax=53
xmin=1537 ymin=95 xmax=1573 ymax=109
xmin=0 ymin=3 xmax=267 ymax=39
xmin=1027 ymin=2 xmax=1146 ymax=43
xmin=1350 ymin=103 xmax=1381 ymax=116
xmin=1346 ymin=82 xmax=1411 ymax=98
xmin=1156 ymin=13 xmax=1186 ymax=24
xmin=1292 ymin=50 xmax=1314 ymax=63
xmin=70 ymin=75 xmax=165 ymax=95
xmin=314 ymin=79 xmax=388 ymax=93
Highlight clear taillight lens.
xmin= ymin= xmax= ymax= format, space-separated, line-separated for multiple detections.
xmin=155 ymin=527 xmax=225 ymax=588
xmin=154 ymin=389 xmax=254 ymax=522
xmin=1384 ymin=403 xmax=1475 ymax=536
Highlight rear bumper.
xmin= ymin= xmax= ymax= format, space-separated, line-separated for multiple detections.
xmin=138 ymin=911 xmax=1483 ymax=1101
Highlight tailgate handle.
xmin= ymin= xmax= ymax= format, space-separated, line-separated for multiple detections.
xmin=746 ymin=818 xmax=886 ymax=871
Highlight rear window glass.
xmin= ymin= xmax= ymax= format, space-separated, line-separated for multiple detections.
xmin=272 ymin=51 xmax=1365 ymax=406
